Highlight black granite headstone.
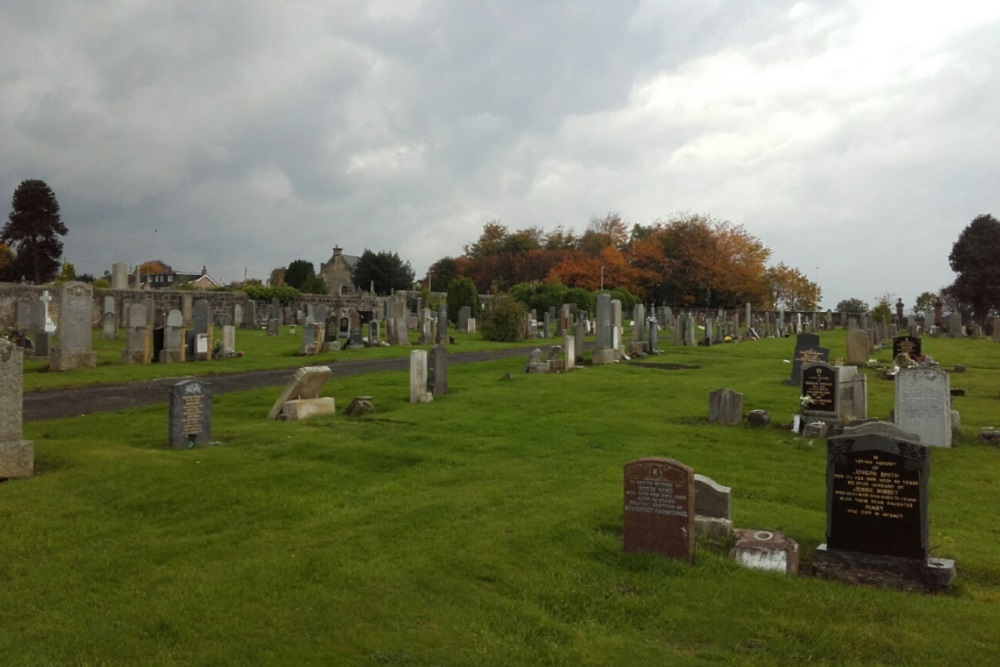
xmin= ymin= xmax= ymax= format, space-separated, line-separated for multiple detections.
xmin=801 ymin=362 xmax=837 ymax=414
xmin=168 ymin=379 xmax=211 ymax=448
xmin=826 ymin=428 xmax=928 ymax=559
xmin=892 ymin=335 xmax=922 ymax=359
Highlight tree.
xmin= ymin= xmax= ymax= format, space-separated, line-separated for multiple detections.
xmin=912 ymin=291 xmax=938 ymax=318
xmin=300 ymin=275 xmax=328 ymax=295
xmin=835 ymin=298 xmax=869 ymax=313
xmin=58 ymin=261 xmax=76 ymax=282
xmin=447 ymin=277 xmax=480 ymax=323
xmin=283 ymin=259 xmax=317 ymax=290
xmin=765 ymin=263 xmax=820 ymax=310
xmin=2 ymin=179 xmax=68 ymax=283
xmin=946 ymin=214 xmax=1000 ymax=325
xmin=480 ymin=296 xmax=525 ymax=342
xmin=871 ymin=293 xmax=895 ymax=324
xmin=269 ymin=267 xmax=286 ymax=287
xmin=351 ymin=249 xmax=415 ymax=294
xmin=427 ymin=256 xmax=468 ymax=291
xmin=138 ymin=259 xmax=172 ymax=275
xmin=0 ymin=242 xmax=13 ymax=281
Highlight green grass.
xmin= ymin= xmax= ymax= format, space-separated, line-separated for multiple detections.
xmin=22 ymin=326 xmax=545 ymax=392
xmin=5 ymin=330 xmax=1000 ymax=665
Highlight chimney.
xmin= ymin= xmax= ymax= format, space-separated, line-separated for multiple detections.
xmin=333 ymin=246 xmax=342 ymax=258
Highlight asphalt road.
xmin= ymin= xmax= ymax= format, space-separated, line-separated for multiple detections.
xmin=24 ymin=345 xmax=532 ymax=422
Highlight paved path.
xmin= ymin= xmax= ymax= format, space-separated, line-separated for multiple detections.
xmin=24 ymin=346 xmax=532 ymax=422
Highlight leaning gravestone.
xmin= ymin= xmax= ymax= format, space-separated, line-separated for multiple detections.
xmin=267 ymin=366 xmax=336 ymax=420
xmin=895 ymin=366 xmax=952 ymax=447
xmin=708 ymin=388 xmax=743 ymax=425
xmin=788 ymin=334 xmax=829 ymax=386
xmin=813 ymin=422 xmax=955 ymax=592
xmin=168 ymin=379 xmax=211 ymax=448
xmin=49 ymin=281 xmax=97 ymax=371
xmin=694 ymin=473 xmax=732 ymax=538
xmin=0 ymin=340 xmax=34 ymax=479
xmin=623 ymin=458 xmax=695 ymax=562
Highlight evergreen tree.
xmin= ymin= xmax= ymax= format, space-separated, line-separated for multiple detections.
xmin=2 ymin=179 xmax=67 ymax=283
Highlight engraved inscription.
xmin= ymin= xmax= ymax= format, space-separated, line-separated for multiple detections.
xmin=183 ymin=395 xmax=203 ymax=435
xmin=624 ymin=477 xmax=689 ymax=517
xmin=832 ymin=454 xmax=918 ymax=520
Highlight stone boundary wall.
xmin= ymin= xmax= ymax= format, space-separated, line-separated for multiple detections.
xmin=0 ymin=283 xmax=386 ymax=330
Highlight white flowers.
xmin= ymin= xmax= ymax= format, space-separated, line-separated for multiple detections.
xmin=800 ymin=395 xmax=815 ymax=408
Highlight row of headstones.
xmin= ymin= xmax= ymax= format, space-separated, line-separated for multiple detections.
xmin=624 ymin=421 xmax=955 ymax=591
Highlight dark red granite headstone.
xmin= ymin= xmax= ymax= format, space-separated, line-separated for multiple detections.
xmin=623 ymin=458 xmax=695 ymax=561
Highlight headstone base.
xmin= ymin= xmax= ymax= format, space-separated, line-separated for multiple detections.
xmin=159 ymin=350 xmax=184 ymax=364
xmin=813 ymin=544 xmax=955 ymax=593
xmin=0 ymin=440 xmax=34 ymax=479
xmin=49 ymin=349 xmax=96 ymax=372
xmin=120 ymin=349 xmax=148 ymax=364
xmin=730 ymin=529 xmax=799 ymax=574
xmin=280 ymin=397 xmax=336 ymax=421
xmin=695 ymin=516 xmax=732 ymax=539
xmin=592 ymin=348 xmax=617 ymax=365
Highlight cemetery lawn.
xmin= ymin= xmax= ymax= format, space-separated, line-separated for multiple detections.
xmin=21 ymin=328 xmax=543 ymax=392
xmin=7 ymin=331 xmax=1000 ymax=666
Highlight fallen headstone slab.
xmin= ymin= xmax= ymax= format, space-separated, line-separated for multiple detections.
xmin=730 ymin=529 xmax=799 ymax=575
xmin=267 ymin=366 xmax=335 ymax=420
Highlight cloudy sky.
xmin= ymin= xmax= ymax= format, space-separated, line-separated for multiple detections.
xmin=3 ymin=0 xmax=998 ymax=309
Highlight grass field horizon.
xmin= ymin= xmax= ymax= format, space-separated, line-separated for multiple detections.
xmin=5 ymin=329 xmax=1000 ymax=665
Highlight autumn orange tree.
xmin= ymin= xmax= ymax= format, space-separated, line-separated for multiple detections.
xmin=137 ymin=259 xmax=172 ymax=275
xmin=764 ymin=262 xmax=821 ymax=310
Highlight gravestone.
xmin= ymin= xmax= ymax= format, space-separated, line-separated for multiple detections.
xmin=992 ymin=318 xmax=1000 ymax=343
xmin=168 ymin=379 xmax=211 ymax=448
xmin=895 ymin=366 xmax=952 ymax=447
xmin=948 ymin=311 xmax=963 ymax=337
xmin=789 ymin=333 xmax=829 ymax=386
xmin=892 ymin=335 xmax=922 ymax=359
xmin=161 ymin=310 xmax=184 ymax=363
xmin=49 ymin=281 xmax=97 ymax=371
xmin=574 ymin=320 xmax=586 ymax=362
xmin=368 ymin=320 xmax=380 ymax=345
xmin=564 ymin=335 xmax=575 ymax=370
xmin=623 ymin=458 xmax=695 ymax=562
xmin=845 ymin=329 xmax=870 ymax=366
xmin=593 ymin=293 xmax=615 ymax=365
xmin=427 ymin=344 xmax=448 ymax=396
xmin=0 ymin=340 xmax=34 ymax=479
xmin=837 ymin=366 xmax=868 ymax=424
xmin=730 ymin=530 xmax=800 ymax=574
xmin=410 ymin=350 xmax=433 ymax=403
xmin=457 ymin=306 xmax=471 ymax=333
xmin=694 ymin=473 xmax=732 ymax=538
xmin=267 ymin=366 xmax=336 ymax=420
xmin=708 ymin=388 xmax=743 ymax=425
xmin=121 ymin=302 xmax=150 ymax=364
xmin=813 ymin=422 xmax=955 ymax=591
xmin=111 ymin=262 xmax=129 ymax=290
xmin=101 ymin=295 xmax=117 ymax=339
xmin=241 ymin=300 xmax=257 ymax=329
xmin=801 ymin=362 xmax=839 ymax=423
xmin=436 ymin=302 xmax=449 ymax=344
xmin=222 ymin=325 xmax=236 ymax=354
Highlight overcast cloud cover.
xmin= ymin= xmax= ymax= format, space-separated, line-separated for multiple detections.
xmin=3 ymin=0 xmax=998 ymax=308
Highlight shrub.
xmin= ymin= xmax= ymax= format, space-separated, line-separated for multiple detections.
xmin=480 ymin=296 xmax=525 ymax=342
xmin=509 ymin=281 xmax=566 ymax=314
xmin=447 ymin=277 xmax=480 ymax=323
xmin=563 ymin=287 xmax=594 ymax=314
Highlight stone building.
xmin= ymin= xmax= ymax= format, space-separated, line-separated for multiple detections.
xmin=320 ymin=246 xmax=360 ymax=297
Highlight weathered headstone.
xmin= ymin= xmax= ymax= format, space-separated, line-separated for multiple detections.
xmin=0 ymin=340 xmax=34 ymax=479
xmin=895 ymin=366 xmax=952 ymax=447
xmin=111 ymin=262 xmax=129 ymax=290
xmin=121 ymin=302 xmax=151 ymax=364
xmin=564 ymin=335 xmax=576 ymax=370
xmin=948 ymin=311 xmax=963 ymax=338
xmin=813 ymin=422 xmax=955 ymax=591
xmin=694 ymin=473 xmax=732 ymax=538
xmin=457 ymin=306 xmax=471 ymax=333
xmin=161 ymin=310 xmax=185 ymax=363
xmin=267 ymin=366 xmax=336 ymax=420
xmin=410 ymin=350 xmax=433 ymax=403
xmin=50 ymin=281 xmax=97 ymax=371
xmin=168 ymin=379 xmax=211 ymax=448
xmin=101 ymin=295 xmax=117 ymax=339
xmin=428 ymin=344 xmax=448 ymax=396
xmin=623 ymin=458 xmax=695 ymax=562
xmin=708 ymin=388 xmax=743 ymax=425
xmin=845 ymin=329 xmax=870 ymax=366
xmin=730 ymin=529 xmax=800 ymax=574
xmin=593 ymin=293 xmax=615 ymax=365
xmin=222 ymin=325 xmax=236 ymax=354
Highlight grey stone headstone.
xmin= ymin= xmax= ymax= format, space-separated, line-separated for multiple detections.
xmin=409 ymin=350 xmax=433 ymax=403
xmin=895 ymin=366 xmax=952 ymax=447
xmin=846 ymin=329 xmax=870 ymax=366
xmin=596 ymin=293 xmax=612 ymax=349
xmin=111 ymin=262 xmax=129 ymax=290
xmin=0 ymin=340 xmax=34 ymax=479
xmin=708 ymin=388 xmax=743 ymax=425
xmin=168 ymin=379 xmax=211 ymax=448
xmin=50 ymin=282 xmax=97 ymax=371
xmin=193 ymin=300 xmax=210 ymax=335
xmin=694 ymin=474 xmax=732 ymax=520
xmin=428 ymin=344 xmax=448 ymax=396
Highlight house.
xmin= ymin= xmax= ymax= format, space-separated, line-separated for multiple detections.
xmin=140 ymin=266 xmax=219 ymax=291
xmin=320 ymin=246 xmax=360 ymax=296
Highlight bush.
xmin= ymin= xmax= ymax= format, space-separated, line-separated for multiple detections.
xmin=447 ymin=277 xmax=480 ymax=323
xmin=92 ymin=278 xmax=110 ymax=289
xmin=243 ymin=285 xmax=301 ymax=304
xmin=608 ymin=288 xmax=638 ymax=313
xmin=509 ymin=281 xmax=566 ymax=314
xmin=480 ymin=296 xmax=525 ymax=342
xmin=563 ymin=287 xmax=594 ymax=314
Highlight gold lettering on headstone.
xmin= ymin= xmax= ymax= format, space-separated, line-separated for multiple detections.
xmin=183 ymin=395 xmax=203 ymax=436
xmin=832 ymin=454 xmax=917 ymax=520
